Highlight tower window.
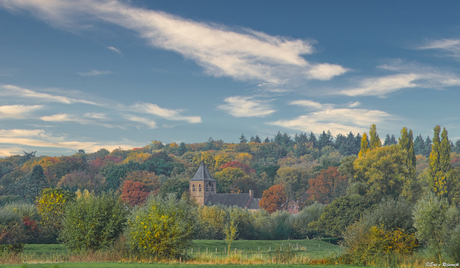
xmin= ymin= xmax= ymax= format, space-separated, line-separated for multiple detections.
xmin=206 ymin=185 xmax=208 ymax=191
xmin=211 ymin=183 xmax=214 ymax=192
xmin=199 ymin=184 xmax=201 ymax=191
xmin=192 ymin=184 xmax=195 ymax=191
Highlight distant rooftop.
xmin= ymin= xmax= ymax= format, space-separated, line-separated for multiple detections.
xmin=190 ymin=162 xmax=217 ymax=182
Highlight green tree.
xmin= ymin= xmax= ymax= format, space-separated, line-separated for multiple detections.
xmin=413 ymin=192 xmax=459 ymax=263
xmin=59 ymin=192 xmax=127 ymax=251
xmin=126 ymin=194 xmax=196 ymax=258
xmin=429 ymin=126 xmax=452 ymax=198
xmin=27 ymin=165 xmax=48 ymax=202
xmin=399 ymin=127 xmax=421 ymax=203
xmin=225 ymin=219 xmax=238 ymax=255
xmin=369 ymin=124 xmax=381 ymax=150
xmin=309 ymin=194 xmax=374 ymax=237
xmin=352 ymin=145 xmax=409 ymax=202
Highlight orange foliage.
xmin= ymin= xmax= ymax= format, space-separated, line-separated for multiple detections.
xmin=122 ymin=170 xmax=160 ymax=192
xmin=121 ymin=181 xmax=150 ymax=207
xmin=307 ymin=166 xmax=347 ymax=204
xmin=219 ymin=161 xmax=255 ymax=174
xmin=259 ymin=184 xmax=286 ymax=214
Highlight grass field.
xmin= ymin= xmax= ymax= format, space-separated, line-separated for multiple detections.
xmin=21 ymin=239 xmax=343 ymax=259
xmin=0 ymin=264 xmax=364 ymax=268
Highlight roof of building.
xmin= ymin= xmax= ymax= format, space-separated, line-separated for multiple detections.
xmin=190 ymin=162 xmax=216 ymax=182
xmin=248 ymin=198 xmax=261 ymax=210
xmin=205 ymin=193 xmax=252 ymax=208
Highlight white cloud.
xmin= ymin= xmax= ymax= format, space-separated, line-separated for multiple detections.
xmin=132 ymin=103 xmax=201 ymax=123
xmin=218 ymin=96 xmax=275 ymax=117
xmin=77 ymin=70 xmax=111 ymax=76
xmin=83 ymin=112 xmax=107 ymax=119
xmin=107 ymin=46 xmax=122 ymax=54
xmin=0 ymin=84 xmax=99 ymax=105
xmin=40 ymin=113 xmax=122 ymax=129
xmin=417 ymin=38 xmax=460 ymax=57
xmin=290 ymin=100 xmax=335 ymax=110
xmin=269 ymin=108 xmax=391 ymax=135
xmin=0 ymin=128 xmax=142 ymax=156
xmin=124 ymin=115 xmax=157 ymax=129
xmin=348 ymin=101 xmax=361 ymax=108
xmin=0 ymin=0 xmax=348 ymax=85
xmin=0 ymin=105 xmax=42 ymax=119
xmin=341 ymin=74 xmax=420 ymax=96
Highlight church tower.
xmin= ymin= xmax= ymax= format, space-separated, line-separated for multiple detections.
xmin=189 ymin=162 xmax=216 ymax=206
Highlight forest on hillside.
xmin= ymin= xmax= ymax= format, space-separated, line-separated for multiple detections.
xmin=2 ymin=124 xmax=460 ymax=263
xmin=1 ymin=125 xmax=460 ymax=207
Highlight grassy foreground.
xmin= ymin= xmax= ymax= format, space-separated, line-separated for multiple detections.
xmin=0 ymin=264 xmax=361 ymax=268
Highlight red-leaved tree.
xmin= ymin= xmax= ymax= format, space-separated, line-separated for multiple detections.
xmin=121 ymin=181 xmax=150 ymax=207
xmin=219 ymin=161 xmax=255 ymax=175
xmin=259 ymin=184 xmax=286 ymax=214
xmin=307 ymin=166 xmax=347 ymax=204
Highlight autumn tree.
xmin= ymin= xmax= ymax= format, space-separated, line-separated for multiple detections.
xmin=219 ymin=161 xmax=254 ymax=174
xmin=259 ymin=184 xmax=286 ymax=214
xmin=429 ymin=126 xmax=452 ymax=198
xmin=307 ymin=166 xmax=347 ymax=204
xmin=36 ymin=188 xmax=76 ymax=242
xmin=214 ymin=167 xmax=248 ymax=193
xmin=369 ymin=124 xmax=381 ymax=150
xmin=399 ymin=127 xmax=421 ymax=203
xmin=121 ymin=181 xmax=151 ymax=207
xmin=351 ymin=145 xmax=409 ymax=202
xmin=358 ymin=133 xmax=369 ymax=157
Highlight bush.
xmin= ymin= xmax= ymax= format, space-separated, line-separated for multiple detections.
xmin=125 ymin=194 xmax=196 ymax=258
xmin=0 ymin=202 xmax=40 ymax=245
xmin=289 ymin=202 xmax=324 ymax=238
xmin=59 ymin=192 xmax=127 ymax=251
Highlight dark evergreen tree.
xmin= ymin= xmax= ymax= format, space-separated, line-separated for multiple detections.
xmin=295 ymin=140 xmax=308 ymax=158
xmin=204 ymin=137 xmax=216 ymax=151
xmin=239 ymin=134 xmax=247 ymax=144
xmin=423 ymin=136 xmax=432 ymax=157
xmin=384 ymin=134 xmax=398 ymax=146
xmin=254 ymin=135 xmax=262 ymax=143
xmin=264 ymin=137 xmax=270 ymax=143
xmin=27 ymin=165 xmax=48 ymax=202
xmin=339 ymin=132 xmax=355 ymax=156
xmin=335 ymin=134 xmax=346 ymax=150
xmin=250 ymin=135 xmax=255 ymax=142
xmin=454 ymin=140 xmax=460 ymax=154
xmin=309 ymin=132 xmax=317 ymax=148
xmin=354 ymin=133 xmax=363 ymax=155
xmin=318 ymin=130 xmax=334 ymax=150
xmin=274 ymin=131 xmax=283 ymax=145
xmin=177 ymin=142 xmax=187 ymax=156
xmin=295 ymin=132 xmax=308 ymax=144
xmin=390 ymin=135 xmax=397 ymax=145
xmin=281 ymin=132 xmax=293 ymax=147
xmin=413 ymin=135 xmax=425 ymax=155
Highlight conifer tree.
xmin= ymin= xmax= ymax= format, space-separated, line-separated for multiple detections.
xmin=413 ymin=135 xmax=425 ymax=155
xmin=27 ymin=165 xmax=48 ymax=202
xmin=309 ymin=132 xmax=317 ymax=148
xmin=254 ymin=135 xmax=261 ymax=143
xmin=423 ymin=136 xmax=432 ymax=157
xmin=429 ymin=126 xmax=451 ymax=197
xmin=369 ymin=124 xmax=381 ymax=150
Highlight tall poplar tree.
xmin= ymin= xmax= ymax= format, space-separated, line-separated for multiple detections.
xmin=429 ymin=126 xmax=451 ymax=198
xmin=27 ymin=165 xmax=48 ymax=202
xmin=399 ymin=127 xmax=420 ymax=203
xmin=369 ymin=124 xmax=381 ymax=150
xmin=358 ymin=133 xmax=369 ymax=158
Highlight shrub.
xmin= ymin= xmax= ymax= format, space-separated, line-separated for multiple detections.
xmin=125 ymin=194 xmax=196 ymax=258
xmin=59 ymin=192 xmax=127 ymax=251
xmin=289 ymin=202 xmax=324 ymax=238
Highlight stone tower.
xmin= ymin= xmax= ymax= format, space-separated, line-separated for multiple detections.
xmin=189 ymin=162 xmax=217 ymax=206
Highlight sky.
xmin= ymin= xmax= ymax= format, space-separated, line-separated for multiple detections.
xmin=1 ymin=0 xmax=460 ymax=157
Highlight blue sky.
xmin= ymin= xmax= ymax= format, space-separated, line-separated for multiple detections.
xmin=1 ymin=0 xmax=460 ymax=157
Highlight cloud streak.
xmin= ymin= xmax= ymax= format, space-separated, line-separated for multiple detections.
xmin=218 ymin=96 xmax=275 ymax=117
xmin=132 ymin=103 xmax=201 ymax=123
xmin=0 ymin=105 xmax=43 ymax=119
xmin=0 ymin=0 xmax=348 ymax=85
xmin=124 ymin=115 xmax=157 ymax=129
xmin=77 ymin=70 xmax=112 ymax=76
xmin=107 ymin=46 xmax=122 ymax=54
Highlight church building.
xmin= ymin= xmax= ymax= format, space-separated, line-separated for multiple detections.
xmin=189 ymin=162 xmax=260 ymax=211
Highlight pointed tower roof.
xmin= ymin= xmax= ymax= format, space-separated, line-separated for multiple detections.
xmin=190 ymin=162 xmax=216 ymax=181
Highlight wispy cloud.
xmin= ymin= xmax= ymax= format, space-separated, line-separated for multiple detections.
xmin=348 ymin=101 xmax=361 ymax=108
xmin=0 ymin=105 xmax=42 ymax=119
xmin=40 ymin=113 xmax=122 ymax=129
xmin=0 ymin=128 xmax=142 ymax=156
xmin=132 ymin=103 xmax=201 ymax=123
xmin=124 ymin=115 xmax=157 ymax=129
xmin=269 ymin=108 xmax=391 ymax=135
xmin=218 ymin=96 xmax=275 ymax=117
xmin=417 ymin=38 xmax=460 ymax=57
xmin=290 ymin=100 xmax=335 ymax=110
xmin=77 ymin=69 xmax=111 ymax=76
xmin=83 ymin=112 xmax=107 ymax=119
xmin=340 ymin=60 xmax=460 ymax=96
xmin=0 ymin=0 xmax=348 ymax=86
xmin=107 ymin=46 xmax=122 ymax=54
xmin=0 ymin=84 xmax=99 ymax=105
